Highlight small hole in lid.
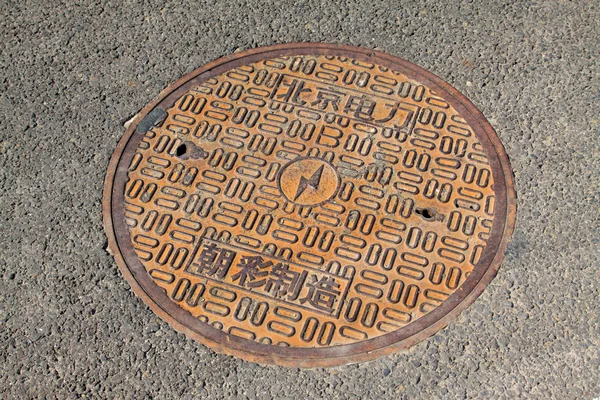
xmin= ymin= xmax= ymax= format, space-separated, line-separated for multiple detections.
xmin=175 ymin=143 xmax=187 ymax=157
xmin=415 ymin=207 xmax=436 ymax=220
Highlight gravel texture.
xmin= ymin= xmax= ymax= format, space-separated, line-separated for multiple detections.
xmin=1 ymin=0 xmax=598 ymax=398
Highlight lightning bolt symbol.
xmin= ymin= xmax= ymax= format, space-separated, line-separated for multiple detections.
xmin=293 ymin=165 xmax=325 ymax=201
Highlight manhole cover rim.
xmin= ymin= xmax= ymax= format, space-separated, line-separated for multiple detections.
xmin=103 ymin=42 xmax=517 ymax=367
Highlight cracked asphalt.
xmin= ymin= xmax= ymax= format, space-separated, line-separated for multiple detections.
xmin=1 ymin=0 xmax=598 ymax=398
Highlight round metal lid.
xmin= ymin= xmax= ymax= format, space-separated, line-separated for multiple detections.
xmin=103 ymin=43 xmax=516 ymax=367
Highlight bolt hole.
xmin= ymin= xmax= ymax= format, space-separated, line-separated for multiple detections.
xmin=415 ymin=207 xmax=435 ymax=220
xmin=175 ymin=143 xmax=187 ymax=157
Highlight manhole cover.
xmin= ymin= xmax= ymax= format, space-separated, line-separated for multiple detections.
xmin=103 ymin=43 xmax=516 ymax=367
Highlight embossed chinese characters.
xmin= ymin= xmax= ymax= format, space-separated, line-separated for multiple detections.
xmin=104 ymin=44 xmax=516 ymax=367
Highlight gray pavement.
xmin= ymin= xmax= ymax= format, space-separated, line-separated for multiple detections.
xmin=1 ymin=0 xmax=599 ymax=398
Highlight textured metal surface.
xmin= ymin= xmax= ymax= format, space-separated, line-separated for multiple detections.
xmin=103 ymin=43 xmax=516 ymax=367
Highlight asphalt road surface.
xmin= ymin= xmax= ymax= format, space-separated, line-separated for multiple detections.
xmin=1 ymin=0 xmax=598 ymax=398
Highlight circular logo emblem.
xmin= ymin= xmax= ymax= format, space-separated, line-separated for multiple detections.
xmin=278 ymin=158 xmax=339 ymax=206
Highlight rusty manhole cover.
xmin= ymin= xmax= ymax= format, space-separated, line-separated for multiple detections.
xmin=103 ymin=43 xmax=516 ymax=367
